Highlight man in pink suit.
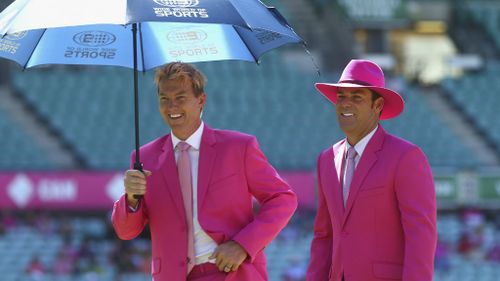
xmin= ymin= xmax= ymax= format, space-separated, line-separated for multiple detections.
xmin=112 ymin=62 xmax=297 ymax=281
xmin=307 ymin=60 xmax=437 ymax=281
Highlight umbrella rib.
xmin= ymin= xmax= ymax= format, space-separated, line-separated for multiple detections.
xmin=23 ymin=28 xmax=47 ymax=69
xmin=226 ymin=0 xmax=254 ymax=30
xmin=232 ymin=27 xmax=258 ymax=63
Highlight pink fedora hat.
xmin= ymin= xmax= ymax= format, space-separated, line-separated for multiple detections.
xmin=315 ymin=59 xmax=404 ymax=120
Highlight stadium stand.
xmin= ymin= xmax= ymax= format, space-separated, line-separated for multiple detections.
xmin=382 ymin=86 xmax=481 ymax=168
xmin=0 ymin=105 xmax=56 ymax=170
xmin=10 ymin=67 xmax=141 ymax=169
xmin=441 ymin=62 xmax=500 ymax=151
xmin=10 ymin=54 xmax=481 ymax=170
xmin=466 ymin=0 xmax=500 ymax=51
xmin=1 ymin=209 xmax=500 ymax=281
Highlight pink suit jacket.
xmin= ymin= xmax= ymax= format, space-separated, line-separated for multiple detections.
xmin=307 ymin=126 xmax=437 ymax=281
xmin=112 ymin=125 xmax=297 ymax=281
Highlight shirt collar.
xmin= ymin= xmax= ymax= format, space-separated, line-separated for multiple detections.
xmin=346 ymin=125 xmax=378 ymax=158
xmin=171 ymin=122 xmax=204 ymax=151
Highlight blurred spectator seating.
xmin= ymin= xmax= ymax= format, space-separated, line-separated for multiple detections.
xmin=10 ymin=53 xmax=480 ymax=171
xmin=1 ymin=208 xmax=500 ymax=281
xmin=441 ymin=62 xmax=500 ymax=150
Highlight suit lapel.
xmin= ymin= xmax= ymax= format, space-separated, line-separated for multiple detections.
xmin=342 ymin=126 xmax=385 ymax=227
xmin=197 ymin=125 xmax=217 ymax=209
xmin=334 ymin=142 xmax=345 ymax=183
xmin=322 ymin=145 xmax=345 ymax=225
xmin=158 ymin=135 xmax=185 ymax=220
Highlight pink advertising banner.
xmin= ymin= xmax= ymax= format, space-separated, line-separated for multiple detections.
xmin=0 ymin=171 xmax=316 ymax=210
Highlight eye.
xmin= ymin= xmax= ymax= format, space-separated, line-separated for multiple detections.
xmin=159 ymin=97 xmax=169 ymax=104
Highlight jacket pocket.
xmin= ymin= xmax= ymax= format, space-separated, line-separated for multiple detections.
xmin=358 ymin=185 xmax=385 ymax=198
xmin=209 ymin=173 xmax=240 ymax=191
xmin=372 ymin=262 xmax=403 ymax=280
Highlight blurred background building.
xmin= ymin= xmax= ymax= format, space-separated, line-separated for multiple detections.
xmin=0 ymin=0 xmax=500 ymax=280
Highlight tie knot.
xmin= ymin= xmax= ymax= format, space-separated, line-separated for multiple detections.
xmin=347 ymin=147 xmax=357 ymax=159
xmin=177 ymin=141 xmax=190 ymax=152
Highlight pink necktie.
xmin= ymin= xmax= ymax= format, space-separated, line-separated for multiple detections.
xmin=343 ymin=147 xmax=357 ymax=207
xmin=177 ymin=141 xmax=195 ymax=274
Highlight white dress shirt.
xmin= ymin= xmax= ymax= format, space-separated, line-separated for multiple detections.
xmin=171 ymin=122 xmax=218 ymax=265
xmin=333 ymin=125 xmax=378 ymax=202
xmin=339 ymin=125 xmax=378 ymax=179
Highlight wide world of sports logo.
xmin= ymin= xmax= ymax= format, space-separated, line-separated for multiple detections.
xmin=153 ymin=0 xmax=200 ymax=8
xmin=0 ymin=31 xmax=27 ymax=55
xmin=72 ymin=31 xmax=116 ymax=47
xmin=5 ymin=31 xmax=28 ymax=41
xmin=167 ymin=29 xmax=207 ymax=44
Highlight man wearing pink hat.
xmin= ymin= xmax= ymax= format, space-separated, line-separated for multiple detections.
xmin=306 ymin=60 xmax=437 ymax=281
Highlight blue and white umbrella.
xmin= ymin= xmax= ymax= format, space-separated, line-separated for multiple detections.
xmin=0 ymin=21 xmax=300 ymax=70
xmin=0 ymin=0 xmax=306 ymax=176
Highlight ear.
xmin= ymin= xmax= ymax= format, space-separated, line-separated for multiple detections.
xmin=374 ymin=97 xmax=384 ymax=114
xmin=198 ymin=92 xmax=206 ymax=110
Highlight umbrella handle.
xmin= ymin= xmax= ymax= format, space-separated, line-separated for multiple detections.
xmin=132 ymin=23 xmax=143 ymax=201
xmin=133 ymin=161 xmax=144 ymax=200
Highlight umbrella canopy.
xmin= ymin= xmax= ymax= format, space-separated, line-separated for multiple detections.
xmin=0 ymin=21 xmax=302 ymax=70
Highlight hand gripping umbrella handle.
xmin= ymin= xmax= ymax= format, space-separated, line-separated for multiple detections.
xmin=133 ymin=161 xmax=144 ymax=200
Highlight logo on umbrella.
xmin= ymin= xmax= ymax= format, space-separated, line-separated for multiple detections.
xmin=0 ymin=31 xmax=26 ymax=54
xmin=167 ymin=29 xmax=207 ymax=44
xmin=73 ymin=31 xmax=116 ymax=47
xmin=153 ymin=0 xmax=200 ymax=8
xmin=5 ymin=31 xmax=28 ymax=41
xmin=256 ymin=29 xmax=283 ymax=44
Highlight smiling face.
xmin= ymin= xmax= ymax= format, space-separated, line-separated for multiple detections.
xmin=336 ymin=87 xmax=384 ymax=145
xmin=158 ymin=77 xmax=206 ymax=140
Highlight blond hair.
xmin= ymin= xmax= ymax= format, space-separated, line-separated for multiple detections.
xmin=155 ymin=62 xmax=206 ymax=96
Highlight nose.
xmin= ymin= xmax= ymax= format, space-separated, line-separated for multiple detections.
xmin=337 ymin=98 xmax=352 ymax=108
xmin=163 ymin=100 xmax=179 ymax=109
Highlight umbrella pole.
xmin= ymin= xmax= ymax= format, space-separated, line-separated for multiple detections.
xmin=132 ymin=23 xmax=144 ymax=199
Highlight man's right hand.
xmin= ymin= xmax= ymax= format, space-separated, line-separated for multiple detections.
xmin=124 ymin=169 xmax=152 ymax=208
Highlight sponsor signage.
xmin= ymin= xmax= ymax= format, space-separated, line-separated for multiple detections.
xmin=338 ymin=0 xmax=407 ymax=21
xmin=73 ymin=31 xmax=116 ymax=47
xmin=0 ymin=31 xmax=27 ymax=55
xmin=154 ymin=0 xmax=200 ymax=8
xmin=478 ymin=176 xmax=500 ymax=200
xmin=153 ymin=0 xmax=209 ymax=18
xmin=3 ymin=172 xmax=499 ymax=210
xmin=64 ymin=30 xmax=118 ymax=60
xmin=434 ymin=176 xmax=459 ymax=200
xmin=166 ymin=29 xmax=207 ymax=44
xmin=163 ymin=26 xmax=218 ymax=59
xmin=0 ymin=171 xmax=316 ymax=210
xmin=255 ymin=29 xmax=283 ymax=45
xmin=0 ymin=172 xmax=124 ymax=210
